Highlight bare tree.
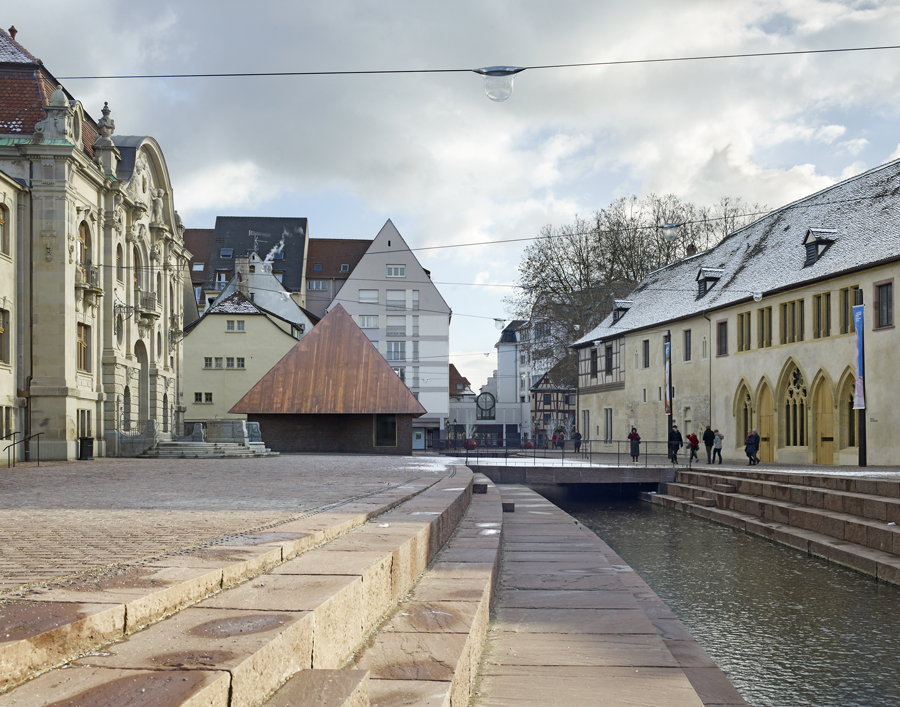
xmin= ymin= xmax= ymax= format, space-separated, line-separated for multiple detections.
xmin=506 ymin=193 xmax=766 ymax=373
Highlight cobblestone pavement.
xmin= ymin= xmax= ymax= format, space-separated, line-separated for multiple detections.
xmin=0 ymin=455 xmax=454 ymax=592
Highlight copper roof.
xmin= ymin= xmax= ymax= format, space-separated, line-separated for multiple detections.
xmin=306 ymin=238 xmax=371 ymax=278
xmin=230 ymin=304 xmax=426 ymax=416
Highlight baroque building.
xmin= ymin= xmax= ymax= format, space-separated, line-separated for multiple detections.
xmin=0 ymin=28 xmax=189 ymax=459
xmin=573 ymin=157 xmax=900 ymax=466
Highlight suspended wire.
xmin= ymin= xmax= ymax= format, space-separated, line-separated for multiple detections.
xmin=57 ymin=43 xmax=900 ymax=81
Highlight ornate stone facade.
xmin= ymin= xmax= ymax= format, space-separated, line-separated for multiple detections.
xmin=0 ymin=29 xmax=189 ymax=459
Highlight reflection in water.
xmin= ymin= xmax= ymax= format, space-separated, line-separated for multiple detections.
xmin=537 ymin=485 xmax=900 ymax=707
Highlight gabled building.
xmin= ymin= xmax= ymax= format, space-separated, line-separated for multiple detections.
xmin=182 ymin=291 xmax=316 ymax=423
xmin=449 ymin=363 xmax=472 ymax=400
xmin=574 ymin=157 xmax=900 ymax=465
xmin=530 ymin=356 xmax=577 ymax=445
xmin=231 ymin=304 xmax=426 ymax=454
xmin=327 ymin=220 xmax=450 ymax=447
xmin=0 ymin=27 xmax=190 ymax=458
xmin=304 ymin=238 xmax=372 ymax=319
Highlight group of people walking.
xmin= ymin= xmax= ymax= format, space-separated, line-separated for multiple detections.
xmin=625 ymin=423 xmax=726 ymax=464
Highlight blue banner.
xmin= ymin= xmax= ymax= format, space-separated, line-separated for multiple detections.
xmin=853 ymin=305 xmax=865 ymax=410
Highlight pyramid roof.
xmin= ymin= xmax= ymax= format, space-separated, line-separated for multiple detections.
xmin=230 ymin=304 xmax=426 ymax=416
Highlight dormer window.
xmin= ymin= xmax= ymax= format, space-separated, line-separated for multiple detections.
xmin=611 ymin=299 xmax=633 ymax=324
xmin=803 ymin=228 xmax=836 ymax=267
xmin=220 ymin=248 xmax=233 ymax=259
xmin=696 ymin=268 xmax=724 ymax=298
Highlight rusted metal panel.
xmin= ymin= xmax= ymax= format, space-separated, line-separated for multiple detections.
xmin=230 ymin=304 xmax=426 ymax=416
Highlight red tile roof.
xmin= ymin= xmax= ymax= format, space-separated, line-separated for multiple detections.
xmin=0 ymin=70 xmax=45 ymax=134
xmin=230 ymin=304 xmax=426 ymax=416
xmin=0 ymin=27 xmax=41 ymax=64
xmin=306 ymin=238 xmax=371 ymax=278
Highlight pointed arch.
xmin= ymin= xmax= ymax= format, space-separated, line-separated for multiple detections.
xmin=811 ymin=370 xmax=835 ymax=465
xmin=756 ymin=377 xmax=776 ymax=463
xmin=733 ymin=378 xmax=754 ymax=448
xmin=836 ymin=367 xmax=860 ymax=450
xmin=779 ymin=358 xmax=809 ymax=448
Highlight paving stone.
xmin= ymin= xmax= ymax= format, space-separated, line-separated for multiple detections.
xmin=682 ymin=667 xmax=748 ymax=706
xmin=382 ymin=601 xmax=479 ymax=634
xmin=494 ymin=607 xmax=657 ymax=635
xmin=0 ymin=666 xmax=230 ymax=707
xmin=368 ymin=678 xmax=451 ymax=707
xmin=261 ymin=669 xmax=369 ymax=707
xmin=73 ymin=608 xmax=314 ymax=707
xmin=481 ymin=633 xmax=678 ymax=670
xmin=353 ymin=632 xmax=468 ymax=681
xmin=498 ymin=589 xmax=637 ymax=610
xmin=501 ymin=571 xmax=622 ymax=591
xmin=409 ymin=577 xmax=490 ymax=603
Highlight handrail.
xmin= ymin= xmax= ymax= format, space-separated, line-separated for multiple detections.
xmin=3 ymin=432 xmax=43 ymax=468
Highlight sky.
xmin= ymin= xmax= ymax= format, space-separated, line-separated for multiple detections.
xmin=11 ymin=0 xmax=900 ymax=387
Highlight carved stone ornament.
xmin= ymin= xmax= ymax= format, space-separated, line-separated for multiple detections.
xmin=33 ymin=86 xmax=74 ymax=143
xmin=95 ymin=102 xmax=115 ymax=146
xmin=150 ymin=188 xmax=165 ymax=226
xmin=150 ymin=243 xmax=160 ymax=261
xmin=174 ymin=211 xmax=185 ymax=237
xmin=67 ymin=233 xmax=75 ymax=264
xmin=138 ymin=317 xmax=153 ymax=340
xmin=40 ymin=231 xmax=56 ymax=261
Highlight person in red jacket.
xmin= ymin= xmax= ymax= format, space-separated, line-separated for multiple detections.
xmin=686 ymin=432 xmax=700 ymax=462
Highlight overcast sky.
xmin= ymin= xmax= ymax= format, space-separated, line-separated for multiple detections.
xmin=11 ymin=1 xmax=900 ymax=386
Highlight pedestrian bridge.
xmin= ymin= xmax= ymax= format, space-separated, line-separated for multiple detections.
xmin=469 ymin=463 xmax=676 ymax=486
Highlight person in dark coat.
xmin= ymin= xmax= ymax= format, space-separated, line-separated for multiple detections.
xmin=628 ymin=427 xmax=641 ymax=462
xmin=572 ymin=429 xmax=582 ymax=453
xmin=668 ymin=425 xmax=683 ymax=464
xmin=702 ymin=425 xmax=716 ymax=464
xmin=745 ymin=429 xmax=761 ymax=465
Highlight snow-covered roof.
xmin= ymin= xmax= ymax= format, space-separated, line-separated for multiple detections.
xmin=613 ymin=299 xmax=634 ymax=309
xmin=696 ymin=267 xmax=725 ymax=281
xmin=574 ymin=158 xmax=900 ymax=347
xmin=206 ymin=291 xmax=262 ymax=315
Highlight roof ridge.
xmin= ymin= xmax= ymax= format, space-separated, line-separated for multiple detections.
xmin=0 ymin=27 xmax=42 ymax=65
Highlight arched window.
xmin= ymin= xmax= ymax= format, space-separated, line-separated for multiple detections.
xmin=838 ymin=375 xmax=859 ymax=449
xmin=133 ymin=246 xmax=141 ymax=292
xmin=116 ymin=244 xmax=123 ymax=281
xmin=0 ymin=204 xmax=8 ymax=255
xmin=156 ymin=272 xmax=161 ymax=297
xmin=784 ymin=368 xmax=807 ymax=446
xmin=123 ymin=386 xmax=131 ymax=428
xmin=735 ymin=384 xmax=752 ymax=444
xmin=77 ymin=222 xmax=91 ymax=281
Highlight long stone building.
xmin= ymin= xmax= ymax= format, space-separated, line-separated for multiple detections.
xmin=0 ymin=28 xmax=190 ymax=459
xmin=574 ymin=157 xmax=900 ymax=466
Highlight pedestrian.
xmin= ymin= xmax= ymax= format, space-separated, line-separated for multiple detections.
xmin=668 ymin=424 xmax=683 ymax=464
xmin=713 ymin=429 xmax=724 ymax=463
xmin=556 ymin=433 xmax=565 ymax=450
xmin=551 ymin=433 xmax=557 ymax=451
xmin=686 ymin=431 xmax=700 ymax=462
xmin=628 ymin=427 xmax=641 ymax=462
xmin=702 ymin=424 xmax=715 ymax=464
xmin=745 ymin=428 xmax=760 ymax=465
xmin=572 ymin=429 xmax=582 ymax=453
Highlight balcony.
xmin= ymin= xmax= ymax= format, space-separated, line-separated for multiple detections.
xmin=386 ymin=326 xmax=406 ymax=337
xmin=75 ymin=265 xmax=102 ymax=293
xmin=137 ymin=290 xmax=161 ymax=319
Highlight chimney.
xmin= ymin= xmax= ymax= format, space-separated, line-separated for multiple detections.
xmin=235 ymin=254 xmax=250 ymax=296
xmin=686 ymin=243 xmax=698 ymax=257
xmin=8 ymin=26 xmax=17 ymax=40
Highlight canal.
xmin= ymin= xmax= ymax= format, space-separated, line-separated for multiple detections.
xmin=535 ymin=485 xmax=900 ymax=707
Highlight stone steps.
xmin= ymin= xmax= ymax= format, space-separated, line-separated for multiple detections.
xmin=140 ymin=442 xmax=279 ymax=459
xmin=0 ymin=469 xmax=475 ymax=705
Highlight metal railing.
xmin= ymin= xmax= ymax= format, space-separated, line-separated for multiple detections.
xmin=3 ymin=432 xmax=43 ymax=468
xmin=440 ymin=438 xmax=701 ymax=468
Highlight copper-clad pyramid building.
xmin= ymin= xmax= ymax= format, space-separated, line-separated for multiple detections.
xmin=231 ymin=305 xmax=426 ymax=454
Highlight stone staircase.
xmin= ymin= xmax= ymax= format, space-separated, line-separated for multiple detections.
xmin=140 ymin=441 xmax=279 ymax=459
xmin=0 ymin=468 xmax=501 ymax=706
xmin=653 ymin=468 xmax=900 ymax=585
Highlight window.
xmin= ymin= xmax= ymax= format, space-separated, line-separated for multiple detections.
xmin=216 ymin=271 xmax=229 ymax=285
xmin=875 ymin=280 xmax=894 ymax=329
xmin=783 ymin=368 xmax=807 ymax=447
xmin=590 ymin=349 xmax=598 ymax=378
xmin=642 ymin=339 xmax=650 ymax=368
xmin=520 ymin=353 xmax=526 ymax=364
xmin=564 ymin=395 xmax=571 ymax=405
xmin=237 ymin=357 xmax=245 ymax=369
xmin=737 ymin=312 xmax=751 ymax=352
xmin=757 ymin=307 xmax=773 ymax=348
xmin=341 ymin=264 xmax=349 ymax=272
xmin=543 ymin=413 xmax=551 ymax=425
xmin=291 ymin=325 xmax=304 ymax=338
xmin=412 ymin=341 xmax=419 ymax=362
xmin=643 ymin=389 xmax=647 ymax=402
xmin=374 ymin=414 xmax=397 ymax=447
xmin=274 ymin=272 xmax=284 ymax=283
xmin=205 ymin=392 xmax=213 ymax=403
xmin=604 ymin=345 xmax=613 ymax=375
xmin=226 ymin=320 xmax=235 ymax=331
xmin=77 ymin=410 xmax=92 ymax=439
xmin=76 ymin=323 xmax=90 ymax=372
xmin=603 ymin=408 xmax=613 ymax=443
xmin=392 ymin=366 xmax=405 ymax=382
xmin=387 ymin=290 xmax=406 ymax=310
xmin=313 ymin=263 xmax=323 ymax=272
xmin=220 ymin=248 xmax=233 ymax=259
xmin=0 ymin=205 xmax=7 ymax=255
xmin=76 ymin=222 xmax=90 ymax=283
xmin=543 ymin=393 xmax=551 ymax=405
xmin=360 ymin=315 xmax=379 ymax=328
xmin=779 ymin=299 xmax=805 ymax=344
xmin=387 ymin=265 xmax=405 ymax=277
xmin=273 ymin=251 xmax=284 ymax=260
xmin=386 ymin=341 xmax=405 ymax=361
xmin=226 ymin=357 xmax=235 ymax=369
xmin=683 ymin=330 xmax=692 ymax=361
xmin=194 ymin=286 xmax=203 ymax=303
xmin=237 ymin=321 xmax=244 ymax=331
xmin=813 ymin=293 xmax=832 ymax=338
xmin=412 ymin=290 xmax=419 ymax=311
xmin=412 ymin=367 xmax=419 ymax=387
xmin=192 ymin=263 xmax=204 ymax=272
xmin=386 ymin=315 xmax=406 ymax=336
xmin=116 ymin=245 xmax=123 ymax=281
xmin=194 ymin=392 xmax=202 ymax=403
xmin=308 ymin=280 xmax=328 ymax=291
xmin=215 ymin=357 xmax=223 ymax=368
xmin=204 ymin=357 xmax=212 ymax=368
xmin=0 ymin=309 xmax=8 ymax=363
xmin=839 ymin=286 xmax=860 ymax=334
xmin=716 ymin=320 xmax=728 ymax=356
xmin=359 ymin=289 xmax=378 ymax=303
